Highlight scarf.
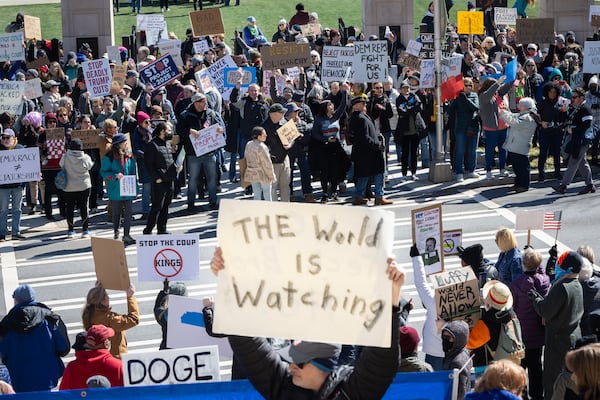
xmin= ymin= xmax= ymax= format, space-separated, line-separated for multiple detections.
xmin=247 ymin=24 xmax=259 ymax=38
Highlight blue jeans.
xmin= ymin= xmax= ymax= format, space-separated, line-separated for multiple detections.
xmin=141 ymin=182 xmax=151 ymax=214
xmin=251 ymin=182 xmax=272 ymax=201
xmin=484 ymin=128 xmax=507 ymax=171
xmin=289 ymin=153 xmax=313 ymax=195
xmin=428 ymin=130 xmax=448 ymax=161
xmin=0 ymin=186 xmax=22 ymax=236
xmin=509 ymin=152 xmax=530 ymax=188
xmin=132 ymin=0 xmax=141 ymax=12
xmin=355 ymin=173 xmax=384 ymax=198
xmin=425 ymin=354 xmax=445 ymax=371
xmin=454 ymin=131 xmax=479 ymax=174
xmin=187 ymin=153 xmax=218 ymax=205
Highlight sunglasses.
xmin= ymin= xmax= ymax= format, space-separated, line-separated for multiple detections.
xmin=464 ymin=84 xmax=473 ymax=87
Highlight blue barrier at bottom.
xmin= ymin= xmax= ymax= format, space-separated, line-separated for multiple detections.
xmin=8 ymin=371 xmax=454 ymax=399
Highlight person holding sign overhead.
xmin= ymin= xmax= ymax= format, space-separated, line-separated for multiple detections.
xmin=209 ymin=246 xmax=405 ymax=400
xmin=100 ymin=133 xmax=137 ymax=246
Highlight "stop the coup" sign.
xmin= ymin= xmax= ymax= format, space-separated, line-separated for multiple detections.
xmin=137 ymin=234 xmax=200 ymax=281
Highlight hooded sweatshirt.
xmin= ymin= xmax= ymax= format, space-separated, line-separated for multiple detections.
xmin=60 ymin=348 xmax=123 ymax=389
xmin=443 ymin=321 xmax=472 ymax=400
xmin=59 ymin=149 xmax=93 ymax=192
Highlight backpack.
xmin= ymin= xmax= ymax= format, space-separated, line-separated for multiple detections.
xmin=54 ymin=169 xmax=67 ymax=191
xmin=487 ymin=318 xmax=525 ymax=364
xmin=583 ymin=125 xmax=598 ymax=146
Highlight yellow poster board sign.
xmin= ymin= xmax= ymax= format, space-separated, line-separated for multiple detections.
xmin=457 ymin=11 xmax=484 ymax=35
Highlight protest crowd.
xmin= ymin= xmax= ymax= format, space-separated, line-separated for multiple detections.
xmin=0 ymin=0 xmax=598 ymax=399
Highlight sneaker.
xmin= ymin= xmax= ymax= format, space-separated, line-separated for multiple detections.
xmin=160 ymin=7 xmax=164 ymax=12
xmin=499 ymin=169 xmax=510 ymax=177
xmin=67 ymin=231 xmax=76 ymax=239
xmin=412 ymin=175 xmax=419 ymax=181
xmin=466 ymin=172 xmax=479 ymax=179
xmin=486 ymin=171 xmax=493 ymax=179
xmin=456 ymin=174 xmax=464 ymax=182
xmin=166 ymin=7 xmax=170 ymax=11
xmin=123 ymin=235 xmax=137 ymax=246
xmin=81 ymin=231 xmax=91 ymax=238
xmin=408 ymin=175 xmax=415 ymax=181
xmin=339 ymin=182 xmax=347 ymax=192
xmin=0 ymin=235 xmax=5 ymax=242
xmin=12 ymin=233 xmax=26 ymax=240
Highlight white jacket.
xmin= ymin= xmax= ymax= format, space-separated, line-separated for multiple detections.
xmin=500 ymin=109 xmax=537 ymax=156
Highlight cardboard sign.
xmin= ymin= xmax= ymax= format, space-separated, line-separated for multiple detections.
xmin=420 ymin=60 xmax=435 ymax=88
xmin=122 ymin=346 xmax=220 ymax=386
xmin=300 ymin=23 xmax=322 ymax=37
xmin=0 ymin=81 xmax=24 ymax=114
xmin=82 ymin=58 xmax=113 ymax=97
xmin=352 ymin=41 xmax=388 ymax=83
xmin=457 ymin=11 xmax=484 ymax=35
xmin=406 ymin=40 xmax=422 ymax=57
xmin=91 ymin=237 xmax=131 ymax=291
xmin=25 ymin=55 xmax=49 ymax=71
xmin=106 ymin=46 xmax=121 ymax=63
xmin=44 ymin=127 xmax=65 ymax=142
xmin=224 ymin=67 xmax=256 ymax=88
xmin=276 ymin=119 xmax=301 ymax=146
xmin=494 ymin=7 xmax=517 ymax=25
xmin=411 ymin=204 xmax=444 ymax=275
xmin=70 ymin=129 xmax=100 ymax=149
xmin=321 ymin=45 xmax=354 ymax=82
xmin=261 ymin=43 xmax=312 ymax=70
xmin=139 ymin=54 xmax=180 ymax=90
xmin=590 ymin=5 xmax=600 ymax=23
xmin=24 ymin=77 xmax=43 ymax=99
xmin=202 ymin=54 xmax=237 ymax=99
xmin=583 ymin=41 xmax=600 ymax=74
xmin=442 ymin=229 xmax=462 ymax=256
xmin=110 ymin=63 xmax=128 ymax=95
xmin=397 ymin=51 xmax=422 ymax=71
xmin=191 ymin=124 xmax=226 ymax=157
xmin=515 ymin=210 xmax=544 ymax=230
xmin=0 ymin=32 xmax=25 ymax=62
xmin=430 ymin=267 xmax=481 ymax=327
xmin=158 ymin=40 xmax=184 ymax=67
xmin=214 ymin=199 xmax=395 ymax=347
xmin=136 ymin=234 xmax=200 ymax=281
xmin=23 ymin=15 xmax=41 ymax=40
xmin=193 ymin=39 xmax=210 ymax=55
xmin=0 ymin=148 xmax=40 ymax=185
xmin=516 ymin=18 xmax=555 ymax=44
xmin=166 ymin=295 xmax=233 ymax=358
xmin=189 ymin=9 xmax=225 ymax=37
xmin=593 ymin=15 xmax=600 ymax=28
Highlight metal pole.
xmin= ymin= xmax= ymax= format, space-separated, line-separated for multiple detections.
xmin=434 ymin=0 xmax=444 ymax=163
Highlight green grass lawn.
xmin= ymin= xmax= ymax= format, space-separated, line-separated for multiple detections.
xmin=0 ymin=0 xmax=538 ymax=50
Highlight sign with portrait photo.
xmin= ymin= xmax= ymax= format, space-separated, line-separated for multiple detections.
xmin=411 ymin=204 xmax=444 ymax=275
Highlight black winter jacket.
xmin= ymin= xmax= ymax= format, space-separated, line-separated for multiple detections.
xmin=144 ymin=136 xmax=176 ymax=183
xmin=177 ymin=105 xmax=223 ymax=156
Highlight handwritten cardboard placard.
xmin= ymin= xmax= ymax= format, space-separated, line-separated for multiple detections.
xmin=397 ymin=51 xmax=422 ymax=71
xmin=515 ymin=209 xmax=544 ymax=230
xmin=25 ymin=55 xmax=49 ymax=71
xmin=224 ymin=67 xmax=256 ymax=88
xmin=261 ymin=42 xmax=312 ymax=70
xmin=583 ymin=41 xmax=600 ymax=74
xmin=70 ymin=129 xmax=100 ymax=150
xmin=191 ymin=124 xmax=225 ymax=157
xmin=352 ymin=41 xmax=388 ymax=83
xmin=516 ymin=18 xmax=554 ymax=44
xmin=411 ymin=203 xmax=444 ymax=275
xmin=91 ymin=237 xmax=131 ymax=291
xmin=276 ymin=119 xmax=301 ymax=146
xmin=214 ymin=199 xmax=395 ymax=347
xmin=109 ymin=63 xmax=127 ymax=95
xmin=158 ymin=39 xmax=184 ymax=67
xmin=0 ymin=81 xmax=24 ymax=114
xmin=193 ymin=39 xmax=210 ymax=55
xmin=321 ymin=45 xmax=355 ymax=83
xmin=122 ymin=346 xmax=220 ymax=386
xmin=494 ymin=7 xmax=517 ymax=25
xmin=457 ymin=11 xmax=484 ymax=35
xmin=139 ymin=54 xmax=180 ymax=90
xmin=442 ymin=229 xmax=462 ymax=256
xmin=44 ymin=127 xmax=65 ymax=142
xmin=82 ymin=58 xmax=112 ymax=97
xmin=136 ymin=234 xmax=200 ymax=281
xmin=406 ymin=40 xmax=422 ymax=57
xmin=0 ymin=32 xmax=25 ymax=62
xmin=23 ymin=15 xmax=41 ymax=40
xmin=23 ymin=77 xmax=43 ymax=99
xmin=189 ymin=9 xmax=225 ymax=37
xmin=590 ymin=5 xmax=600 ymax=23
xmin=300 ymin=23 xmax=322 ymax=37
xmin=0 ymin=148 xmax=40 ymax=185
xmin=429 ymin=267 xmax=481 ymax=327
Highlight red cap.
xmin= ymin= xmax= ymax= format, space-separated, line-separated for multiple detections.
xmin=86 ymin=325 xmax=115 ymax=348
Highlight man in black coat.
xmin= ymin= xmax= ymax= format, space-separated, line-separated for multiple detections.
xmin=230 ymin=83 xmax=270 ymax=158
xmin=349 ymin=96 xmax=392 ymax=206
xmin=262 ymin=103 xmax=291 ymax=202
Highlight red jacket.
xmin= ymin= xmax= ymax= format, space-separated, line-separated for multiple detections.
xmin=59 ymin=349 xmax=123 ymax=390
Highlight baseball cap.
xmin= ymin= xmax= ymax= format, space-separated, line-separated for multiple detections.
xmin=247 ymin=16 xmax=256 ymax=23
xmin=191 ymin=93 xmax=206 ymax=103
xmin=86 ymin=325 xmax=115 ymax=348
xmin=269 ymin=103 xmax=287 ymax=113
xmin=278 ymin=340 xmax=341 ymax=372
xmin=351 ymin=95 xmax=368 ymax=106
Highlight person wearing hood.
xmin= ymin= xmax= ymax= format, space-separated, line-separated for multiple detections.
xmin=4 ymin=12 xmax=24 ymax=33
xmin=509 ymin=248 xmax=550 ymax=400
xmin=153 ymin=280 xmax=187 ymax=350
xmin=458 ymin=243 xmax=498 ymax=289
xmin=0 ymin=284 xmax=70 ymax=392
xmin=537 ymin=82 xmax=567 ymax=182
xmin=59 ymin=325 xmax=123 ymax=389
xmin=499 ymin=97 xmax=539 ymax=192
xmin=0 ymin=129 xmax=26 ymax=241
xmin=441 ymin=320 xmax=471 ymax=400
xmin=585 ymin=75 xmax=600 ymax=166
xmin=465 ymin=359 xmax=527 ymax=400
xmin=59 ymin=138 xmax=94 ymax=239
xmin=529 ymin=250 xmax=584 ymax=399
xmin=548 ymin=68 xmax=572 ymax=98
xmin=421 ymin=2 xmax=435 ymax=33
xmin=554 ymin=87 xmax=596 ymax=195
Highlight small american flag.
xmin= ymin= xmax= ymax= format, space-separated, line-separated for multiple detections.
xmin=544 ymin=211 xmax=562 ymax=230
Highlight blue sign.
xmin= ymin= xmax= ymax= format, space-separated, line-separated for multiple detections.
xmin=223 ymin=67 xmax=257 ymax=88
xmin=139 ymin=54 xmax=180 ymax=90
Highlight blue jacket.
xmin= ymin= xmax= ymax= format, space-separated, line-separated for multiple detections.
xmin=466 ymin=389 xmax=522 ymax=400
xmin=496 ymin=247 xmax=523 ymax=285
xmin=100 ymin=152 xmax=137 ymax=201
xmin=0 ymin=302 xmax=70 ymax=392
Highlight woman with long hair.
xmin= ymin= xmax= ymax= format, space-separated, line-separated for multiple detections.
xmin=494 ymin=227 xmax=523 ymax=285
xmin=46 ymin=61 xmax=71 ymax=96
xmin=82 ymin=284 xmax=139 ymax=359
xmin=565 ymin=343 xmax=600 ymax=400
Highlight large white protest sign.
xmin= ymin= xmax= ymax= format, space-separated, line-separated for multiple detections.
xmin=137 ymin=14 xmax=167 ymax=45
xmin=136 ymin=234 xmax=200 ymax=281
xmin=515 ymin=209 xmax=544 ymax=230
xmin=406 ymin=40 xmax=422 ymax=57
xmin=24 ymin=78 xmax=43 ymax=99
xmin=158 ymin=39 xmax=184 ymax=67
xmin=321 ymin=46 xmax=354 ymax=83
xmin=191 ymin=124 xmax=226 ymax=157
xmin=122 ymin=346 xmax=220 ymax=386
xmin=204 ymin=54 xmax=237 ymax=99
xmin=119 ymin=175 xmax=137 ymax=197
xmin=0 ymin=148 xmax=40 ymax=185
xmin=0 ymin=32 xmax=25 ymax=62
xmin=0 ymin=81 xmax=24 ymax=115
xmin=106 ymin=45 xmax=121 ymax=63
xmin=352 ymin=41 xmax=388 ymax=83
xmin=193 ymin=39 xmax=210 ymax=55
xmin=494 ymin=7 xmax=517 ymax=25
xmin=442 ymin=56 xmax=463 ymax=81
xmin=214 ymin=199 xmax=395 ymax=347
xmin=583 ymin=41 xmax=600 ymax=74
xmin=420 ymin=59 xmax=435 ymax=88
xmin=411 ymin=204 xmax=444 ymax=275
xmin=167 ymin=295 xmax=233 ymax=358
xmin=82 ymin=58 xmax=112 ymax=97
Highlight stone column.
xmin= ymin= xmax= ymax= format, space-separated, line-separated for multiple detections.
xmin=361 ymin=0 xmax=414 ymax=46
xmin=61 ymin=0 xmax=115 ymax=57
xmin=540 ymin=0 xmax=594 ymax=41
